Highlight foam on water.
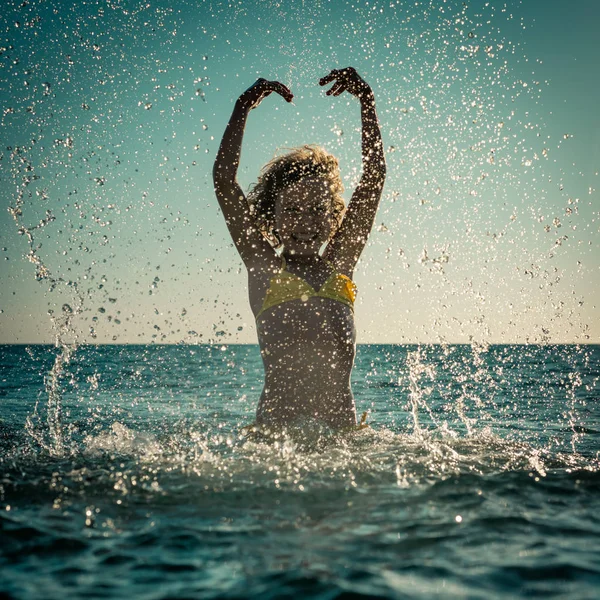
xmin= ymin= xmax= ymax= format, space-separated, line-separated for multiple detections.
xmin=5 ymin=412 xmax=594 ymax=502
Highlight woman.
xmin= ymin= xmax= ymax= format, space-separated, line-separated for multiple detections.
xmin=213 ymin=67 xmax=385 ymax=431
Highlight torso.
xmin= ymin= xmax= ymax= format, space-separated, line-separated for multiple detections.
xmin=248 ymin=255 xmax=357 ymax=429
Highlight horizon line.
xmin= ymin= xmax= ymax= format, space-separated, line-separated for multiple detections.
xmin=1 ymin=342 xmax=598 ymax=347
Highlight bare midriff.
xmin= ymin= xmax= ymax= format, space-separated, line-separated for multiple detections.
xmin=255 ymin=296 xmax=357 ymax=429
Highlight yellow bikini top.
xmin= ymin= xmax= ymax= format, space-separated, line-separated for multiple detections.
xmin=256 ymin=256 xmax=357 ymax=320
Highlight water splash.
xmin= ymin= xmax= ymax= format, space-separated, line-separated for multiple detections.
xmin=455 ymin=341 xmax=494 ymax=435
xmin=9 ymin=148 xmax=82 ymax=456
xmin=406 ymin=347 xmax=437 ymax=437
xmin=70 ymin=418 xmax=597 ymax=498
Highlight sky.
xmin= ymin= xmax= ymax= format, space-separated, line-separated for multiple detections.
xmin=0 ymin=0 xmax=598 ymax=344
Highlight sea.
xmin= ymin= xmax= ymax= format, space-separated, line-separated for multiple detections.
xmin=1 ymin=343 xmax=599 ymax=599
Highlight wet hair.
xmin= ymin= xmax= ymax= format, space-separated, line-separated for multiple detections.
xmin=248 ymin=145 xmax=345 ymax=247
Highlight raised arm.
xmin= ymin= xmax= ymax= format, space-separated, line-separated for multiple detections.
xmin=320 ymin=68 xmax=386 ymax=275
xmin=213 ymin=79 xmax=293 ymax=267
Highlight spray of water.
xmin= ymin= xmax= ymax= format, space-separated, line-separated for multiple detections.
xmin=9 ymin=148 xmax=82 ymax=456
xmin=406 ymin=347 xmax=437 ymax=438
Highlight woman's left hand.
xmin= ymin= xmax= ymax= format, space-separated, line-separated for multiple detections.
xmin=319 ymin=67 xmax=372 ymax=100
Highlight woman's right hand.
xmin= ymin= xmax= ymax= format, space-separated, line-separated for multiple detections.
xmin=237 ymin=78 xmax=294 ymax=110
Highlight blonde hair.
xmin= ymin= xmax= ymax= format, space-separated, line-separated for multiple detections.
xmin=248 ymin=145 xmax=345 ymax=246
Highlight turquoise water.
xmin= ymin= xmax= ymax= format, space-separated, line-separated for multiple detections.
xmin=1 ymin=344 xmax=599 ymax=599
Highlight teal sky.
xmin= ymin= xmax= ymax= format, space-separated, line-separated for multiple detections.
xmin=0 ymin=0 xmax=598 ymax=344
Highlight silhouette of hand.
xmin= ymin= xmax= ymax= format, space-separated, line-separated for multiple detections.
xmin=238 ymin=78 xmax=294 ymax=110
xmin=319 ymin=67 xmax=371 ymax=100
